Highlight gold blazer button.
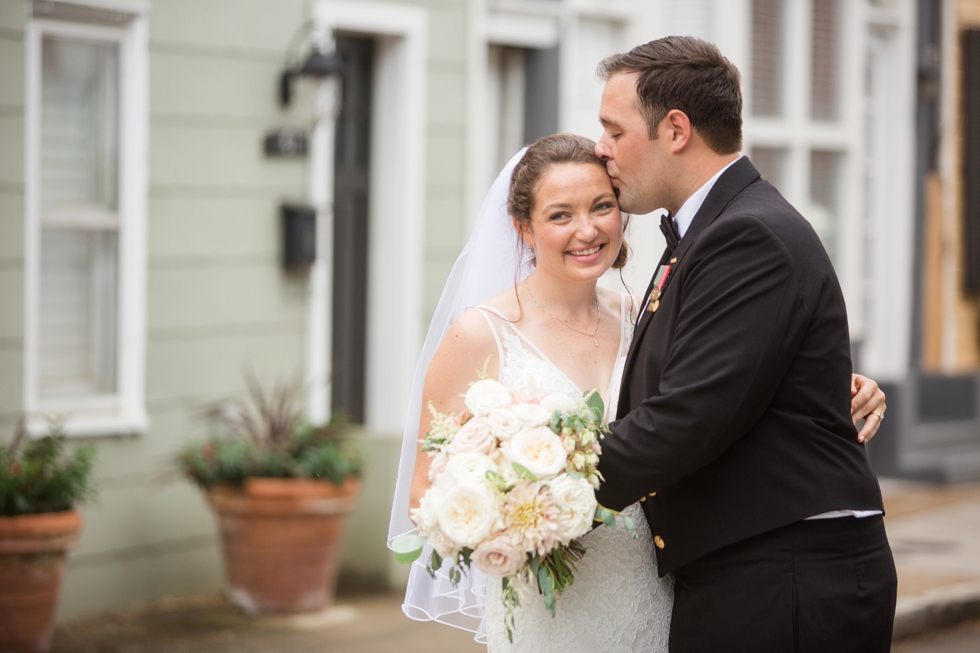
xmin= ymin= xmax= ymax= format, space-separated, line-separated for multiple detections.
xmin=654 ymin=535 xmax=665 ymax=549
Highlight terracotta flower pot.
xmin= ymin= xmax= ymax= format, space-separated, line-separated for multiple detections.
xmin=207 ymin=477 xmax=360 ymax=614
xmin=0 ymin=510 xmax=82 ymax=653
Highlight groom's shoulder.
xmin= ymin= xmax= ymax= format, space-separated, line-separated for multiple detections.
xmin=716 ymin=180 xmax=830 ymax=261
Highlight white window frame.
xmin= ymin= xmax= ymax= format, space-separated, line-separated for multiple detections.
xmin=740 ymin=0 xmax=916 ymax=377
xmin=23 ymin=2 xmax=149 ymax=437
xmin=741 ymin=0 xmax=864 ymax=336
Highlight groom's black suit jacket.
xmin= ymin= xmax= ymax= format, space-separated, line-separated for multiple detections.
xmin=595 ymin=157 xmax=884 ymax=576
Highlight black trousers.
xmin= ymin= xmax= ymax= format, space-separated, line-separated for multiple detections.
xmin=668 ymin=516 xmax=896 ymax=653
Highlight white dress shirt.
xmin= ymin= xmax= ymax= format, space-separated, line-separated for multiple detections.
xmin=666 ymin=155 xmax=881 ymax=522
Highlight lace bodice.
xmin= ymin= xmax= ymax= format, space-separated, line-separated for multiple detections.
xmin=471 ymin=294 xmax=673 ymax=653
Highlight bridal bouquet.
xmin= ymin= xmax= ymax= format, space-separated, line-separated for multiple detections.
xmin=392 ymin=378 xmax=635 ymax=639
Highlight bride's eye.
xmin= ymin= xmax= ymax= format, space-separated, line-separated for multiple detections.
xmin=549 ymin=211 xmax=570 ymax=221
xmin=594 ymin=202 xmax=614 ymax=212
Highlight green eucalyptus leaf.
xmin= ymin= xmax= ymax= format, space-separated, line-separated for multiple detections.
xmin=429 ymin=549 xmax=443 ymax=571
xmin=391 ymin=534 xmax=427 ymax=564
xmin=601 ymin=508 xmax=617 ymax=529
xmin=538 ymin=565 xmax=554 ymax=596
xmin=511 ymin=462 xmax=539 ymax=482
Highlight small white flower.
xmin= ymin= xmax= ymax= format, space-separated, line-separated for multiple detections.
xmin=428 ymin=452 xmax=449 ymax=481
xmin=445 ymin=451 xmax=497 ymax=485
xmin=547 ymin=476 xmax=598 ymax=544
xmin=486 ymin=408 xmax=523 ymax=441
xmin=465 ymin=379 xmax=513 ymax=416
xmin=540 ymin=393 xmax=578 ymax=415
xmin=504 ymin=426 xmax=568 ymax=480
xmin=429 ymin=529 xmax=458 ymax=560
xmin=512 ymin=403 xmax=553 ymax=427
xmin=413 ymin=485 xmax=445 ymax=532
xmin=437 ymin=482 xmax=498 ymax=548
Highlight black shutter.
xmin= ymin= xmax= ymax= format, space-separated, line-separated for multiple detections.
xmin=964 ymin=30 xmax=980 ymax=293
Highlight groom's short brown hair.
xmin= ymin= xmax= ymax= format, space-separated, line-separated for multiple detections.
xmin=598 ymin=36 xmax=742 ymax=154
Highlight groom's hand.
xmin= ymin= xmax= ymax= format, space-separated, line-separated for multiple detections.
xmin=851 ymin=374 xmax=886 ymax=444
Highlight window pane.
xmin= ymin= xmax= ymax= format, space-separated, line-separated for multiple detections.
xmin=38 ymin=229 xmax=118 ymax=399
xmin=41 ymin=36 xmax=119 ymax=212
xmin=751 ymin=0 xmax=784 ymax=117
xmin=751 ymin=146 xmax=788 ymax=192
xmin=809 ymin=150 xmax=843 ymax=265
xmin=811 ymin=0 xmax=841 ymax=121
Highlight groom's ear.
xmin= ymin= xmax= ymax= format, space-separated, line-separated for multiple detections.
xmin=664 ymin=109 xmax=692 ymax=153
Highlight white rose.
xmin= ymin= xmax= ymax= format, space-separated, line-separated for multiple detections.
xmin=445 ymin=451 xmax=497 ymax=485
xmin=447 ymin=417 xmax=496 ymax=455
xmin=465 ymin=379 xmax=513 ymax=416
xmin=512 ymin=403 xmax=553 ymax=427
xmin=429 ymin=529 xmax=457 ymax=560
xmin=413 ymin=485 xmax=445 ymax=532
xmin=540 ymin=393 xmax=578 ymax=415
xmin=548 ymin=476 xmax=598 ymax=544
xmin=504 ymin=426 xmax=568 ymax=480
xmin=437 ymin=483 xmax=498 ymax=548
xmin=471 ymin=533 xmax=525 ymax=577
xmin=486 ymin=408 xmax=523 ymax=441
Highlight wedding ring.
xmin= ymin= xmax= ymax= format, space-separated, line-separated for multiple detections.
xmin=871 ymin=411 xmax=884 ymax=420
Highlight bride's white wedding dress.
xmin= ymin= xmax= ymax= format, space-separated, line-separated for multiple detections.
xmin=472 ymin=294 xmax=673 ymax=653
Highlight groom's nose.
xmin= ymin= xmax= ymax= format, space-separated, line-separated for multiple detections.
xmin=595 ymin=138 xmax=611 ymax=160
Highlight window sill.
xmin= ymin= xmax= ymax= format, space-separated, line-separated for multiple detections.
xmin=25 ymin=407 xmax=150 ymax=438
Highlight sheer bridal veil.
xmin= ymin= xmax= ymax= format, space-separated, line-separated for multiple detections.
xmin=387 ymin=148 xmax=531 ymax=639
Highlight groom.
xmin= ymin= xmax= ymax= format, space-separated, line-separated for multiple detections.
xmin=593 ymin=37 xmax=896 ymax=652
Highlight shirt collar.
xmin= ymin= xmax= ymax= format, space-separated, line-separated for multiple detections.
xmin=672 ymin=155 xmax=743 ymax=239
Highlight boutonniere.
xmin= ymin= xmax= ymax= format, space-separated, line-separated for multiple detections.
xmin=646 ymin=264 xmax=672 ymax=313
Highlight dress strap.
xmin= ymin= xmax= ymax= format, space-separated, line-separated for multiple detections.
xmin=469 ymin=306 xmax=505 ymax=368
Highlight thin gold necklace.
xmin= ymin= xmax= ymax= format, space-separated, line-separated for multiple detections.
xmin=525 ymin=279 xmax=600 ymax=347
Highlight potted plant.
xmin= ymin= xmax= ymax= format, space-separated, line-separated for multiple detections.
xmin=0 ymin=420 xmax=95 ymax=653
xmin=178 ymin=376 xmax=364 ymax=615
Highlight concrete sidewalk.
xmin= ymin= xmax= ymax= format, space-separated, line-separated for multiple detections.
xmin=47 ymin=479 xmax=980 ymax=651
xmin=882 ymin=480 xmax=980 ymax=638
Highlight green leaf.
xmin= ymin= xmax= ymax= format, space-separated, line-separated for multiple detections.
xmin=537 ymin=565 xmax=554 ymax=597
xmin=391 ymin=534 xmax=427 ymax=565
xmin=586 ymin=391 xmax=605 ymax=422
xmin=511 ymin=462 xmax=539 ymax=482
xmin=425 ymin=549 xmax=444 ymax=578
xmin=601 ymin=508 xmax=617 ymax=529
xmin=623 ymin=515 xmax=635 ymax=532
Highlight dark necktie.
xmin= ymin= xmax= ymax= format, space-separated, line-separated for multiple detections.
xmin=660 ymin=212 xmax=680 ymax=250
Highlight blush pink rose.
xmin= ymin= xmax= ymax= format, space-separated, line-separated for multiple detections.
xmin=447 ymin=416 xmax=496 ymax=455
xmin=471 ymin=533 xmax=525 ymax=577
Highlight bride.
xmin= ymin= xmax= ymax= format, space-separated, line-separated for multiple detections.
xmin=387 ymin=134 xmax=886 ymax=651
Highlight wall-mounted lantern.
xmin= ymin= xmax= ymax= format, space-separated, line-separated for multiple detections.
xmin=280 ymin=47 xmax=342 ymax=107
xmin=282 ymin=203 xmax=317 ymax=269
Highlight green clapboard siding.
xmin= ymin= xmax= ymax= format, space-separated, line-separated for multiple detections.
xmin=0 ymin=0 xmax=475 ymax=620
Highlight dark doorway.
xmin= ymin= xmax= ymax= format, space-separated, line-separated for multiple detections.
xmin=331 ymin=35 xmax=373 ymax=423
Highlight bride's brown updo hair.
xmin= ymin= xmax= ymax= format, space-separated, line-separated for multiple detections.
xmin=508 ymin=133 xmax=630 ymax=269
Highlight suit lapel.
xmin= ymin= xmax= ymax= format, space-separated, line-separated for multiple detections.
xmin=618 ymin=157 xmax=763 ymax=407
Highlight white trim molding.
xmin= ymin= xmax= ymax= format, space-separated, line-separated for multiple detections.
xmin=307 ymin=1 xmax=427 ymax=435
xmin=23 ymin=1 xmax=149 ymax=437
